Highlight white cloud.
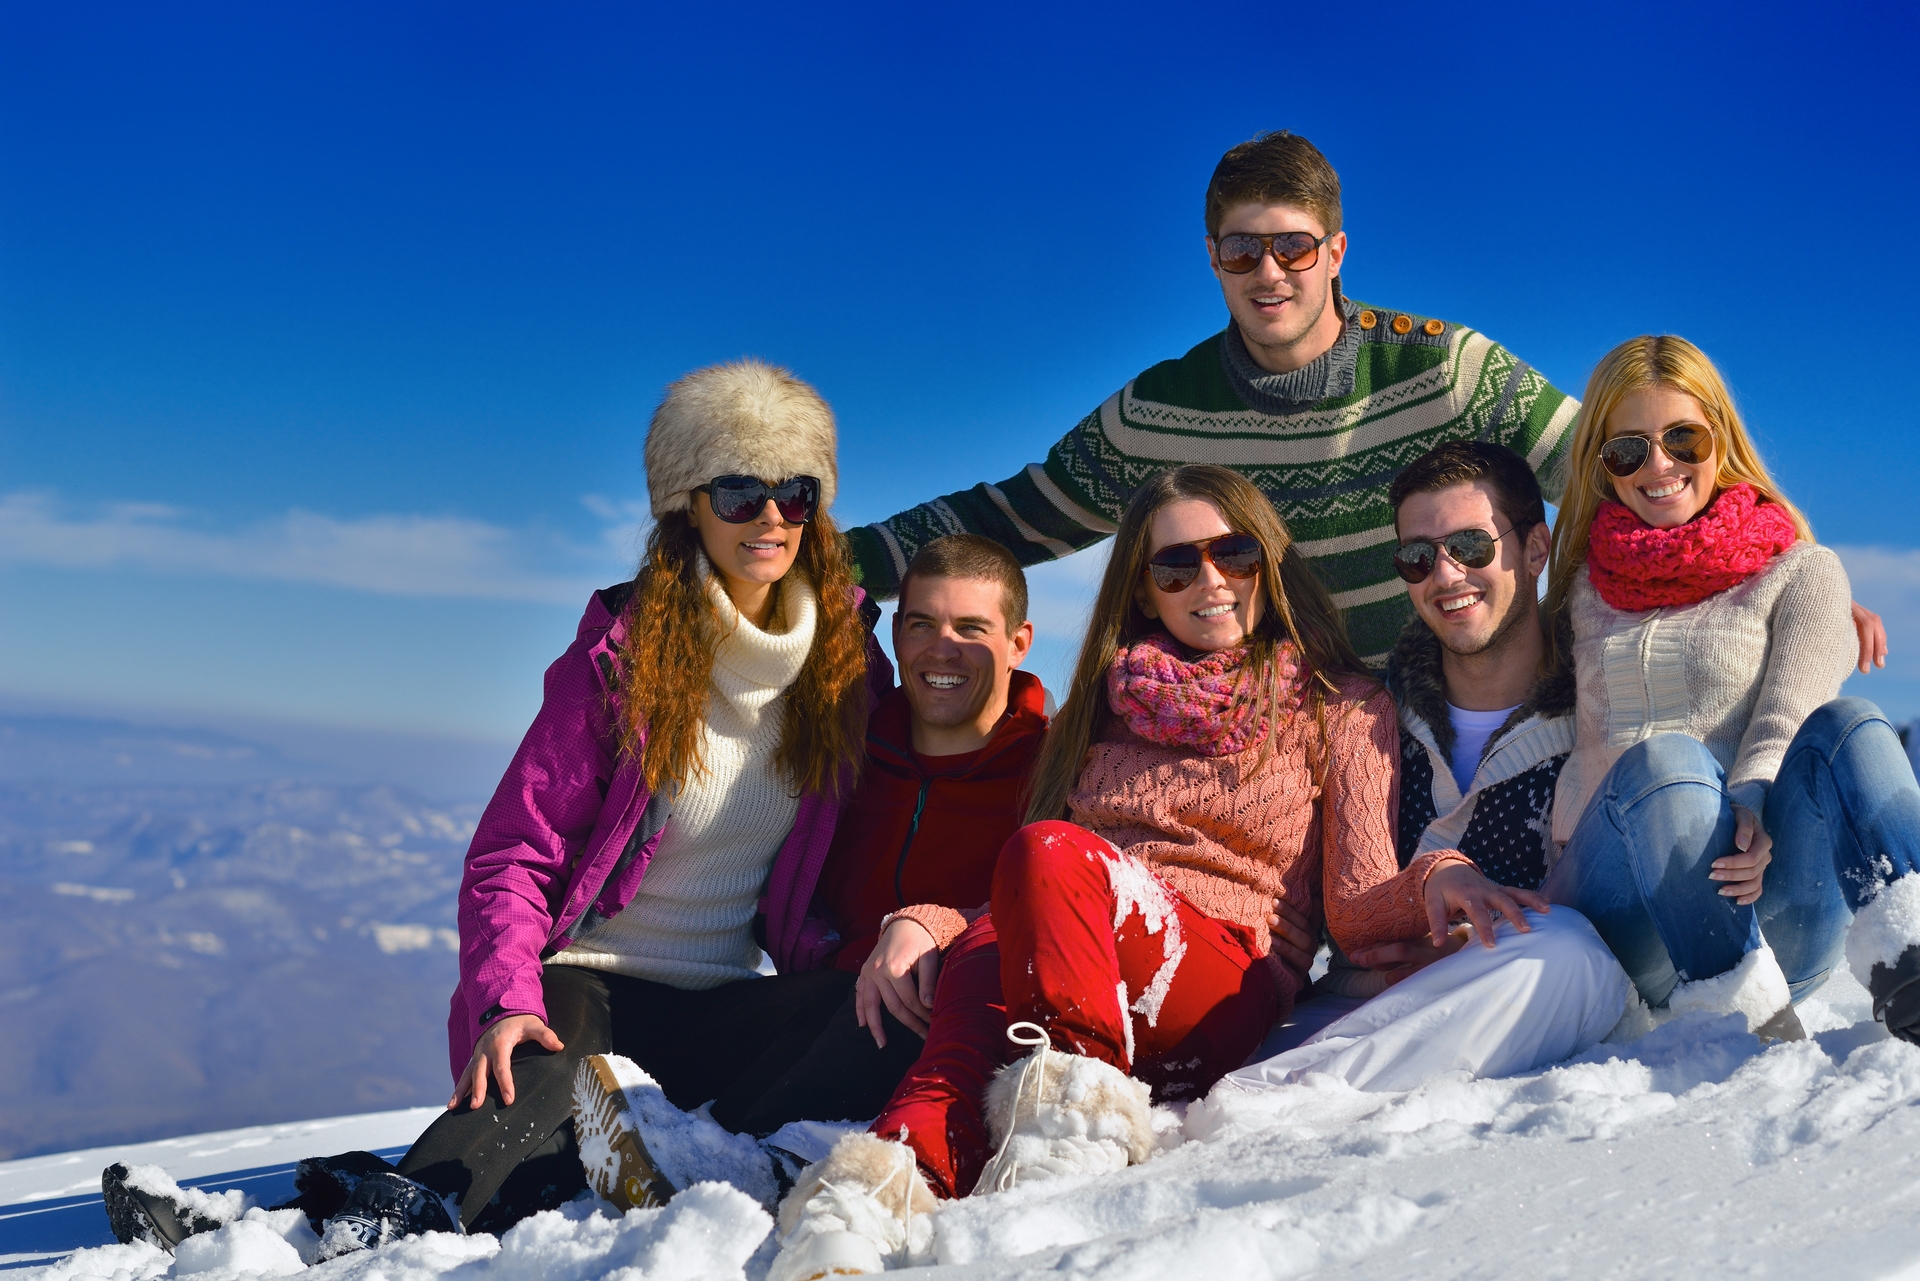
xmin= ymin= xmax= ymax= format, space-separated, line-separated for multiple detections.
xmin=0 ymin=491 xmax=643 ymax=605
xmin=1835 ymin=546 xmax=1920 ymax=653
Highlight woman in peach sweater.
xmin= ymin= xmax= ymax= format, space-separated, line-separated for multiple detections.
xmin=765 ymin=465 xmax=1552 ymax=1281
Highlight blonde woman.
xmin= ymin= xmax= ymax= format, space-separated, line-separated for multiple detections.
xmin=1541 ymin=336 xmax=1920 ymax=1042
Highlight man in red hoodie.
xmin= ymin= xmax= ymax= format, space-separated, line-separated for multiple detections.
xmin=714 ymin=533 xmax=1049 ymax=1138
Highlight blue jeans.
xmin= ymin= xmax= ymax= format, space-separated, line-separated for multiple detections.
xmin=1542 ymin=698 xmax=1920 ymax=1006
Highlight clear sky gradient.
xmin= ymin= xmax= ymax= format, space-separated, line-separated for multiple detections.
xmin=3 ymin=0 xmax=1917 ymax=747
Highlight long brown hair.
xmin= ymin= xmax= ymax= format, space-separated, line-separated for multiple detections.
xmin=619 ymin=511 xmax=870 ymax=798
xmin=1024 ymin=464 xmax=1371 ymax=823
xmin=1544 ymin=335 xmax=1814 ymax=636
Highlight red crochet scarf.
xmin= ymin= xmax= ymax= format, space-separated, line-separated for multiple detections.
xmin=1586 ymin=483 xmax=1798 ymax=611
xmin=1106 ymin=631 xmax=1303 ymax=757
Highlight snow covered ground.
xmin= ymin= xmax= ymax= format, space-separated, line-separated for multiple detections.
xmin=9 ymin=966 xmax=1920 ymax=1281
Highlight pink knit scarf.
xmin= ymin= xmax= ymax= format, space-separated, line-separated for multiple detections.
xmin=1586 ymin=483 xmax=1798 ymax=611
xmin=1106 ymin=631 xmax=1302 ymax=757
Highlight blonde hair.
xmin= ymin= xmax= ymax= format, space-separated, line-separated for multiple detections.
xmin=1544 ymin=335 xmax=1813 ymax=631
xmin=1023 ymin=465 xmax=1371 ymax=825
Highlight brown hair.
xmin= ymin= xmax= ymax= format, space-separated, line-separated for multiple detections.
xmin=1024 ymin=465 xmax=1371 ymax=823
xmin=1205 ymin=131 xmax=1343 ymax=239
xmin=1544 ymin=335 xmax=1813 ymax=638
xmin=1388 ymin=440 xmax=1547 ymax=536
xmin=898 ymin=534 xmax=1029 ymax=629
xmin=619 ymin=512 xmax=871 ymax=798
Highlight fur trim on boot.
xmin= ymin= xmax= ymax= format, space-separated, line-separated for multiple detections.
xmin=768 ymin=1133 xmax=936 ymax=1281
xmin=1666 ymin=945 xmax=1795 ymax=1037
xmin=645 ymin=360 xmax=838 ymax=518
xmin=972 ymin=1028 xmax=1154 ymax=1195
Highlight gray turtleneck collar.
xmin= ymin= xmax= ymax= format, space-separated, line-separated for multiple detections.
xmin=1218 ymin=281 xmax=1362 ymax=414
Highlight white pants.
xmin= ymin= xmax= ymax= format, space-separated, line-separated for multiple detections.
xmin=1221 ymin=908 xmax=1630 ymax=1094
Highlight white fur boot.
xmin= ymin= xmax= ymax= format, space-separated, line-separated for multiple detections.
xmin=971 ymin=1023 xmax=1155 ymax=1195
xmin=1666 ymin=944 xmax=1802 ymax=1042
xmin=766 ymin=1133 xmax=936 ymax=1281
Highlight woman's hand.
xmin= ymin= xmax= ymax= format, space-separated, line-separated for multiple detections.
xmin=1713 ymin=806 xmax=1774 ymax=905
xmin=856 ymin=917 xmax=940 ymax=1049
xmin=1423 ymin=860 xmax=1548 ymax=949
xmin=451 ymin=1014 xmax=563 ymax=1111
xmin=1852 ymin=600 xmax=1888 ymax=674
xmin=1266 ymin=896 xmax=1317 ymax=973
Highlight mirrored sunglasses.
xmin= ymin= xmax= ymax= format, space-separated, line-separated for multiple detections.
xmin=1597 ymin=424 xmax=1714 ymax=478
xmin=696 ymin=474 xmax=821 ymax=524
xmin=1145 ymin=532 xmax=1263 ymax=593
xmin=1213 ymin=231 xmax=1331 ymax=274
xmin=1392 ymin=526 xmax=1511 ymax=583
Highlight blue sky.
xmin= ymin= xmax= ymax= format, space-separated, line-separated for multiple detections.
xmin=3 ymin=0 xmax=1917 ymax=747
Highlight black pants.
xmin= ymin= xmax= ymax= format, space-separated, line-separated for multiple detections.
xmin=397 ymin=963 xmax=923 ymax=1230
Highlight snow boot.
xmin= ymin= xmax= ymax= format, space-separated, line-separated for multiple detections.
xmin=767 ymin=1133 xmax=936 ymax=1281
xmin=1846 ymin=874 xmax=1920 ymax=1047
xmin=101 ymin=1164 xmax=239 ymax=1251
xmin=972 ymin=1022 xmax=1154 ymax=1195
xmin=270 ymin=1150 xmax=397 ymax=1234
xmin=571 ymin=1053 xmax=778 ymax=1209
xmin=1867 ymin=943 xmax=1920 ymax=1046
xmin=314 ymin=1171 xmax=457 ymax=1260
xmin=572 ymin=1054 xmax=677 ymax=1211
xmin=1666 ymin=945 xmax=1801 ymax=1042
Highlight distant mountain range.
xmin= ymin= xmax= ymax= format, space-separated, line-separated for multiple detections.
xmin=0 ymin=712 xmax=495 ymax=1159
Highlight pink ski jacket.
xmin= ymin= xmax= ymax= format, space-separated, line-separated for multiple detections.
xmin=446 ymin=579 xmax=893 ymax=1078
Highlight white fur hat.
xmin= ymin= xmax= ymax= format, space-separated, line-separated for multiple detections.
xmin=644 ymin=360 xmax=838 ymax=519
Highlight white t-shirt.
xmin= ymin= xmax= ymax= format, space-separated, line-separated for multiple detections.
xmin=1446 ymin=702 xmax=1520 ymax=794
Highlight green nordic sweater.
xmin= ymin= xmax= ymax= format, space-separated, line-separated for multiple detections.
xmin=846 ymin=299 xmax=1579 ymax=662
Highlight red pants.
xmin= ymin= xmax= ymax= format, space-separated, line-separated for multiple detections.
xmin=873 ymin=821 xmax=1282 ymax=1197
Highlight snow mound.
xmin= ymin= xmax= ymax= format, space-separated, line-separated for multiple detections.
xmin=1847 ymin=870 xmax=1920 ymax=979
xmin=19 ymin=972 xmax=1920 ymax=1279
xmin=31 ymin=1184 xmax=768 ymax=1281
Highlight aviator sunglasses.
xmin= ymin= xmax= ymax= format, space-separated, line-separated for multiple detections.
xmin=1145 ymin=532 xmax=1263 ymax=593
xmin=1393 ymin=525 xmax=1515 ymax=584
xmin=1213 ymin=231 xmax=1333 ymax=274
xmin=695 ymin=474 xmax=821 ymax=524
xmin=1597 ymin=424 xmax=1714 ymax=478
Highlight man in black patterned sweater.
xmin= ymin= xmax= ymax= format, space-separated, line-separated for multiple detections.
xmin=1328 ymin=441 xmax=1574 ymax=993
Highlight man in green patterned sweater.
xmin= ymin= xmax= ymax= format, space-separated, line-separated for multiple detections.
xmin=845 ymin=130 xmax=1575 ymax=664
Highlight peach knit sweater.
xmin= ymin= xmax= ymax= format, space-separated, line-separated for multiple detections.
xmin=1069 ymin=674 xmax=1466 ymax=967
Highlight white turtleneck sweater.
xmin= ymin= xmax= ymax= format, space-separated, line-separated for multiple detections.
xmin=551 ymin=572 xmax=818 ymax=990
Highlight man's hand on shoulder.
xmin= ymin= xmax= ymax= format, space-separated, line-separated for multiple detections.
xmin=1852 ymin=601 xmax=1888 ymax=674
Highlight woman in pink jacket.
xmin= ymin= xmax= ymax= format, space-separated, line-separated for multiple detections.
xmin=102 ymin=360 xmax=890 ymax=1256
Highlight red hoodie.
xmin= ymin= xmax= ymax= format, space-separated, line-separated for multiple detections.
xmin=814 ymin=669 xmax=1049 ymax=972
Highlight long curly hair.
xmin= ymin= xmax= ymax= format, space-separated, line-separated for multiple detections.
xmin=1024 ymin=464 xmax=1371 ymax=824
xmin=618 ymin=511 xmax=870 ymax=798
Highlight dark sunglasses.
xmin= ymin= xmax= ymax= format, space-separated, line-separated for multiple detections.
xmin=1145 ymin=532 xmax=1263 ymax=594
xmin=1213 ymin=231 xmax=1332 ymax=275
xmin=1597 ymin=424 xmax=1714 ymax=478
xmin=1392 ymin=525 xmax=1514 ymax=583
xmin=695 ymin=474 xmax=821 ymax=524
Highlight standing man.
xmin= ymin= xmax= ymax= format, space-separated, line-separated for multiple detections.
xmin=846 ymin=131 xmax=1887 ymax=668
xmin=847 ymin=131 xmax=1576 ymax=661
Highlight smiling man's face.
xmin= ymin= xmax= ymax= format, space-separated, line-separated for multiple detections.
xmin=1209 ymin=201 xmax=1347 ymax=373
xmin=894 ymin=574 xmax=1033 ymax=754
xmin=1396 ymin=480 xmax=1548 ymax=659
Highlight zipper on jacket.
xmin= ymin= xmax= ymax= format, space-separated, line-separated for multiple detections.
xmin=893 ymin=778 xmax=933 ymax=907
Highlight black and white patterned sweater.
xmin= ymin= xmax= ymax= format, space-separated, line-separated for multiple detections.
xmin=1385 ymin=614 xmax=1576 ymax=891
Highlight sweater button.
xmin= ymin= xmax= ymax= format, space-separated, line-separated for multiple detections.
xmin=1358 ymin=309 xmax=1377 ymax=329
xmin=1392 ymin=314 xmax=1414 ymax=334
xmin=1424 ymin=318 xmax=1445 ymax=336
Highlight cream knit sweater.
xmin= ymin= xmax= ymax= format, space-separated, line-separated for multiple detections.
xmin=1551 ymin=543 xmax=1856 ymax=847
xmin=552 ymin=573 xmax=817 ymax=990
